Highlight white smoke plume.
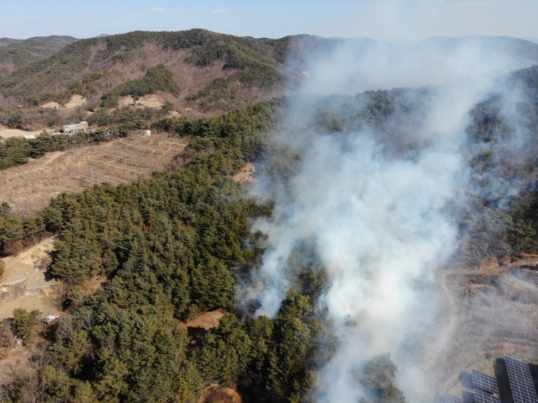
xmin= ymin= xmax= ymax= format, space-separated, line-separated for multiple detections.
xmin=246 ymin=24 xmax=536 ymax=403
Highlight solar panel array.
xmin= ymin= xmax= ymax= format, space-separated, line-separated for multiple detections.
xmin=504 ymin=357 xmax=538 ymax=403
xmin=471 ymin=371 xmax=500 ymax=395
xmin=471 ymin=389 xmax=502 ymax=403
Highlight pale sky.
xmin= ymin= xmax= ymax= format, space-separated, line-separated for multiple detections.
xmin=1 ymin=0 xmax=537 ymax=41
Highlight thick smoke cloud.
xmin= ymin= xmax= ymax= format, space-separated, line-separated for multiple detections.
xmin=299 ymin=38 xmax=532 ymax=94
xmin=246 ymin=32 xmax=535 ymax=402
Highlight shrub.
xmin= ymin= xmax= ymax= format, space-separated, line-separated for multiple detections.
xmin=11 ymin=309 xmax=40 ymax=345
xmin=6 ymin=113 xmax=23 ymax=129
xmin=101 ymin=65 xmax=178 ymax=107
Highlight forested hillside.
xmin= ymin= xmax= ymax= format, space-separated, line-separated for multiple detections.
xmin=2 ymin=30 xmax=538 ymax=130
xmin=0 ymin=30 xmax=294 ymax=117
xmin=1 ymin=24 xmax=538 ymax=399
xmin=0 ymin=65 xmax=537 ymax=402
xmin=0 ymin=95 xmax=418 ymax=402
xmin=0 ymin=36 xmax=76 ymax=78
xmin=0 ymin=102 xmax=324 ymax=402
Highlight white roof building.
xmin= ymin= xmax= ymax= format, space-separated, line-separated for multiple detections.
xmin=63 ymin=121 xmax=89 ymax=135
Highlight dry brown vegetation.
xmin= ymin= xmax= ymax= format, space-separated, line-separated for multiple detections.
xmin=0 ymin=134 xmax=188 ymax=215
xmin=0 ymin=30 xmax=289 ymax=129
xmin=0 ymin=41 xmax=274 ymax=115
xmin=181 ymin=310 xmax=226 ymax=331
xmin=78 ymin=275 xmax=106 ymax=297
xmin=198 ymin=385 xmax=241 ymax=403
xmin=232 ymin=163 xmax=255 ymax=184
xmin=0 ymin=342 xmax=32 ymax=387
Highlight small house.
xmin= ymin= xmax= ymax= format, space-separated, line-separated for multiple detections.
xmin=63 ymin=121 xmax=89 ymax=136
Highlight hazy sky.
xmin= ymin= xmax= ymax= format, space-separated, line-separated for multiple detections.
xmin=1 ymin=0 xmax=537 ymax=40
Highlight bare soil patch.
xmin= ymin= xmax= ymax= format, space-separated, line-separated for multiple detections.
xmin=0 ymin=134 xmax=188 ymax=215
xmin=232 ymin=163 xmax=255 ymax=184
xmin=118 ymin=94 xmax=165 ymax=110
xmin=198 ymin=385 xmax=241 ymax=403
xmin=64 ymin=94 xmax=86 ymax=110
xmin=429 ymin=255 xmax=538 ymax=394
xmin=40 ymin=94 xmax=86 ymax=111
xmin=118 ymin=95 xmax=135 ymax=109
xmin=0 ymin=125 xmax=43 ymax=139
xmin=0 ymin=238 xmax=58 ymax=321
xmin=40 ymin=101 xmax=61 ymax=110
xmin=136 ymin=94 xmax=165 ymax=109
xmin=182 ymin=310 xmax=226 ymax=331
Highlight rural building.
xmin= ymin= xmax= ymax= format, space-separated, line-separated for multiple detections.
xmin=63 ymin=121 xmax=89 ymax=135
xmin=132 ymin=129 xmax=152 ymax=137
xmin=438 ymin=357 xmax=538 ymax=403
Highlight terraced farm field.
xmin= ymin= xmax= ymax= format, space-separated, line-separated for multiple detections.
xmin=0 ymin=134 xmax=188 ymax=215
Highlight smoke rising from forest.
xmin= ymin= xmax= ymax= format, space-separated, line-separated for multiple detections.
xmin=246 ymin=20 xmax=535 ymax=403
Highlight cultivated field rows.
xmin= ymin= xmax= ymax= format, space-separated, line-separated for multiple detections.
xmin=0 ymin=134 xmax=188 ymax=214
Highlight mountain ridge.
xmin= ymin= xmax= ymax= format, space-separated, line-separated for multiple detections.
xmin=0 ymin=35 xmax=77 ymax=78
xmin=2 ymin=29 xmax=538 ymax=124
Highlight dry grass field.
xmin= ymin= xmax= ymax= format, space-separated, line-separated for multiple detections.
xmin=0 ymin=134 xmax=188 ymax=215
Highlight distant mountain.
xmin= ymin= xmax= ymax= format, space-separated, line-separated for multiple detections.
xmin=0 ymin=38 xmax=21 ymax=47
xmin=0 ymin=30 xmax=296 ymax=113
xmin=0 ymin=36 xmax=77 ymax=78
xmin=1 ymin=30 xmax=538 ymax=118
xmin=424 ymin=36 xmax=538 ymax=65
